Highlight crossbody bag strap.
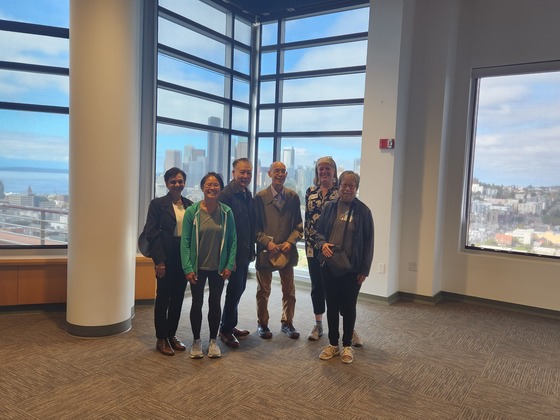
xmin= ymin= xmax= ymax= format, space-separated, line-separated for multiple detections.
xmin=341 ymin=200 xmax=354 ymax=245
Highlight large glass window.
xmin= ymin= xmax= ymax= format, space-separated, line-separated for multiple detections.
xmin=256 ymin=6 xmax=368 ymax=196
xmin=156 ymin=0 xmax=252 ymax=196
xmin=465 ymin=63 xmax=560 ymax=259
xmin=255 ymin=6 xmax=369 ymax=275
xmin=0 ymin=1 xmax=69 ymax=248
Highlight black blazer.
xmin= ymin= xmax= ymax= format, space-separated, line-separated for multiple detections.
xmin=143 ymin=194 xmax=193 ymax=265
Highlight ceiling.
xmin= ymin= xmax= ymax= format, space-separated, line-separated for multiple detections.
xmin=215 ymin=0 xmax=369 ymax=21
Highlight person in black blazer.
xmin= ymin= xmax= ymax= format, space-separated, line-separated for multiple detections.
xmin=142 ymin=167 xmax=193 ymax=356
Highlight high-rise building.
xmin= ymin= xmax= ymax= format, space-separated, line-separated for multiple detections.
xmin=207 ymin=116 xmax=228 ymax=177
xmin=235 ymin=138 xmax=248 ymax=160
xmin=282 ymin=146 xmax=295 ymax=179
xmin=186 ymin=157 xmax=207 ymax=189
xmin=353 ymin=158 xmax=361 ymax=173
xmin=164 ymin=149 xmax=182 ymax=171
xmin=0 ymin=180 xmax=4 ymax=199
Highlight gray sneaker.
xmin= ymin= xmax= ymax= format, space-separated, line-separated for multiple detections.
xmin=281 ymin=322 xmax=300 ymax=339
xmin=352 ymin=330 xmax=363 ymax=347
xmin=308 ymin=324 xmax=323 ymax=341
xmin=190 ymin=339 xmax=203 ymax=359
xmin=208 ymin=339 xmax=221 ymax=359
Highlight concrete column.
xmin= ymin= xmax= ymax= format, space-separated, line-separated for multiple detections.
xmin=360 ymin=0 xmax=414 ymax=299
xmin=67 ymin=0 xmax=142 ymax=336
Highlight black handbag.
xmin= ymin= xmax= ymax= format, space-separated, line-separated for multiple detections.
xmin=325 ymin=246 xmax=351 ymax=276
xmin=138 ymin=230 xmax=151 ymax=257
xmin=324 ymin=202 xmax=353 ymax=276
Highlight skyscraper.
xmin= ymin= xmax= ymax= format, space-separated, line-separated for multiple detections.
xmin=207 ymin=116 xmax=228 ymax=177
xmin=234 ymin=137 xmax=249 ymax=160
xmin=164 ymin=149 xmax=182 ymax=171
xmin=282 ymin=146 xmax=295 ymax=179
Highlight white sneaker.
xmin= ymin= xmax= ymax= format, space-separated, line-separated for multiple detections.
xmin=190 ymin=339 xmax=203 ymax=359
xmin=319 ymin=345 xmax=340 ymax=360
xmin=352 ymin=330 xmax=363 ymax=347
xmin=308 ymin=324 xmax=323 ymax=341
xmin=341 ymin=346 xmax=354 ymax=364
xmin=208 ymin=339 xmax=221 ymax=359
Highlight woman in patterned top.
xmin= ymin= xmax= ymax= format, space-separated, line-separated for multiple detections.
xmin=304 ymin=156 xmax=339 ymax=341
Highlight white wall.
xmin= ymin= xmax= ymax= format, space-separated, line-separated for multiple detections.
xmin=361 ymin=0 xmax=560 ymax=310
xmin=441 ymin=0 xmax=560 ymax=310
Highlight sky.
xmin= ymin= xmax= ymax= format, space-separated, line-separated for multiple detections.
xmin=2 ymin=1 xmax=558 ymax=189
xmin=473 ymin=71 xmax=560 ymax=187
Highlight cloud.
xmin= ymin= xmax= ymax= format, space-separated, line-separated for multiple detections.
xmin=0 ymin=70 xmax=68 ymax=100
xmin=0 ymin=132 xmax=68 ymax=164
xmin=287 ymin=41 xmax=367 ymax=73
xmin=473 ymin=72 xmax=560 ymax=186
xmin=159 ymin=19 xmax=225 ymax=66
xmin=0 ymin=31 xmax=68 ymax=67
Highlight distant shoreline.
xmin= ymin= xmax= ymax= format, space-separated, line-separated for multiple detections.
xmin=0 ymin=167 xmax=68 ymax=174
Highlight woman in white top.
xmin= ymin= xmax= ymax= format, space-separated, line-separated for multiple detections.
xmin=141 ymin=167 xmax=193 ymax=356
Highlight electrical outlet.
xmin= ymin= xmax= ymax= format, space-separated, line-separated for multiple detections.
xmin=408 ymin=262 xmax=417 ymax=272
xmin=377 ymin=263 xmax=385 ymax=274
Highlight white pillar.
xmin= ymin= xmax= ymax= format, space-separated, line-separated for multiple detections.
xmin=67 ymin=0 xmax=142 ymax=336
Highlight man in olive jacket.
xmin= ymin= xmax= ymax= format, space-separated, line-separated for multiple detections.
xmin=254 ymin=161 xmax=303 ymax=339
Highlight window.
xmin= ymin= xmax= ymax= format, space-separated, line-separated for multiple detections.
xmin=255 ymin=6 xmax=369 ymax=274
xmin=465 ymin=62 xmax=560 ymax=259
xmin=0 ymin=1 xmax=69 ymax=248
xmin=156 ymin=0 xmax=252 ymax=197
xmin=255 ymin=7 xmax=368 ymax=194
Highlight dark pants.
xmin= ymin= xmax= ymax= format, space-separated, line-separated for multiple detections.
xmin=321 ymin=265 xmax=361 ymax=347
xmin=154 ymin=238 xmax=188 ymax=339
xmin=307 ymin=256 xmax=326 ymax=315
xmin=220 ymin=263 xmax=249 ymax=334
xmin=190 ymin=270 xmax=225 ymax=340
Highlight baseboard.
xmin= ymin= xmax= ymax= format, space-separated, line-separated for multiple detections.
xmin=440 ymin=291 xmax=560 ymax=320
xmin=0 ymin=303 xmax=67 ymax=313
xmin=398 ymin=291 xmax=444 ymax=305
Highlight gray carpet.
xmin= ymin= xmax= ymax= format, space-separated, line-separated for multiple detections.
xmin=1 ymin=278 xmax=560 ymax=419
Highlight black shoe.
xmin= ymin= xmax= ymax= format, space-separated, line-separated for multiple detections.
xmin=281 ymin=322 xmax=300 ymax=339
xmin=257 ymin=324 xmax=273 ymax=339
xmin=219 ymin=332 xmax=240 ymax=348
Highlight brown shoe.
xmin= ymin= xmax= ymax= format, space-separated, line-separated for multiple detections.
xmin=169 ymin=336 xmax=186 ymax=351
xmin=156 ymin=338 xmax=174 ymax=356
xmin=219 ymin=332 xmax=240 ymax=348
xmin=233 ymin=327 xmax=250 ymax=338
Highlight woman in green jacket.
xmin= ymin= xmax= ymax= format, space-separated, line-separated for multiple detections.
xmin=181 ymin=172 xmax=237 ymax=359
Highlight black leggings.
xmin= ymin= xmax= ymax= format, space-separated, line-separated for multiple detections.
xmin=321 ymin=266 xmax=361 ymax=347
xmin=189 ymin=270 xmax=225 ymax=340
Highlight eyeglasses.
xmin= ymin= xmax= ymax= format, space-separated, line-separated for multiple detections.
xmin=204 ymin=183 xmax=221 ymax=189
xmin=340 ymin=183 xmax=357 ymax=191
xmin=168 ymin=179 xmax=185 ymax=185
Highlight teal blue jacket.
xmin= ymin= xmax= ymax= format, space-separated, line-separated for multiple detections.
xmin=181 ymin=201 xmax=237 ymax=275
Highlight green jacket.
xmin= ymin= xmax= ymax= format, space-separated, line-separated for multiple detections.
xmin=181 ymin=201 xmax=237 ymax=275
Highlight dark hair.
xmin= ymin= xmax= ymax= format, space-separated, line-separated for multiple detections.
xmin=338 ymin=171 xmax=360 ymax=189
xmin=164 ymin=167 xmax=186 ymax=183
xmin=232 ymin=157 xmax=252 ymax=169
xmin=200 ymin=172 xmax=224 ymax=190
xmin=313 ymin=156 xmax=338 ymax=187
